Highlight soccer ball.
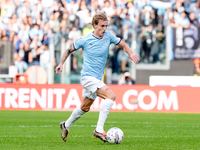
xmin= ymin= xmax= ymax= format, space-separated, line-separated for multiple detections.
xmin=106 ymin=127 xmax=124 ymax=144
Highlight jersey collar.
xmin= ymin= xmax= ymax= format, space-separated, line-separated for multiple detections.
xmin=92 ymin=31 xmax=103 ymax=39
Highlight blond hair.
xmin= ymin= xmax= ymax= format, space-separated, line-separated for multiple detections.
xmin=92 ymin=12 xmax=108 ymax=26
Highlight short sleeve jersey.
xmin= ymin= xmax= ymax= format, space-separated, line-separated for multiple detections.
xmin=73 ymin=31 xmax=121 ymax=80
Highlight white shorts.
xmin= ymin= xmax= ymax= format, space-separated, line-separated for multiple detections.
xmin=81 ymin=76 xmax=106 ymax=100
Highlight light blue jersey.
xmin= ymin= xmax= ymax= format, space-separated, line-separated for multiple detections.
xmin=73 ymin=31 xmax=121 ymax=80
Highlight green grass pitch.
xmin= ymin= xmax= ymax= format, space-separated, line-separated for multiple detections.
xmin=0 ymin=111 xmax=200 ymax=150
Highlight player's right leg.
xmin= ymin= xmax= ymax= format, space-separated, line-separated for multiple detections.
xmin=60 ymin=97 xmax=94 ymax=142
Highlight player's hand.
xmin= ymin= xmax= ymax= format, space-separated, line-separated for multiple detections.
xmin=55 ymin=64 xmax=63 ymax=75
xmin=129 ymin=54 xmax=139 ymax=63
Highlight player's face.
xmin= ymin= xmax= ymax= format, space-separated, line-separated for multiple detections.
xmin=94 ymin=20 xmax=108 ymax=38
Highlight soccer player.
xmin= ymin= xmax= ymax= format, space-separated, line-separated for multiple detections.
xmin=55 ymin=12 xmax=139 ymax=142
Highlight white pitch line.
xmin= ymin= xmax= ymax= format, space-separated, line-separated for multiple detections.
xmin=4 ymin=125 xmax=55 ymax=128
xmin=3 ymin=124 xmax=199 ymax=128
xmin=0 ymin=135 xmax=200 ymax=138
xmin=4 ymin=124 xmax=200 ymax=128
xmin=126 ymin=135 xmax=200 ymax=138
xmin=3 ymin=125 xmax=131 ymax=128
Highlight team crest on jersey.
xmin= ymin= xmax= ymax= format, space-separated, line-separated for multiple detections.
xmin=103 ymin=38 xmax=108 ymax=41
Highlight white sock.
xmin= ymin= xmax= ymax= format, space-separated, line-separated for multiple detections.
xmin=65 ymin=106 xmax=86 ymax=130
xmin=96 ymin=99 xmax=114 ymax=133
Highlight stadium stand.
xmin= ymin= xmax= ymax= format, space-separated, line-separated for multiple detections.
xmin=0 ymin=0 xmax=199 ymax=84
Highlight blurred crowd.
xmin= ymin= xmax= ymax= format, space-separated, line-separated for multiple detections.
xmin=136 ymin=0 xmax=200 ymax=64
xmin=1 ymin=0 xmax=200 ymax=78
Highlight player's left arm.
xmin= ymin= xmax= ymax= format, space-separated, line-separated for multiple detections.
xmin=117 ymin=40 xmax=139 ymax=63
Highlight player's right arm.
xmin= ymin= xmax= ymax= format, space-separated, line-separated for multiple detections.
xmin=55 ymin=44 xmax=76 ymax=75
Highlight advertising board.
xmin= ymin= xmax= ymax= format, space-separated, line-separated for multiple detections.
xmin=0 ymin=84 xmax=199 ymax=113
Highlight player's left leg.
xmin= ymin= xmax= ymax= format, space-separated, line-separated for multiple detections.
xmin=95 ymin=85 xmax=116 ymax=135
xmin=80 ymin=76 xmax=112 ymax=142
